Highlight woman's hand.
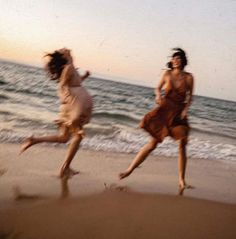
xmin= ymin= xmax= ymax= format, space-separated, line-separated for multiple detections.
xmin=180 ymin=108 xmax=188 ymax=119
xmin=155 ymin=96 xmax=162 ymax=105
xmin=85 ymin=71 xmax=91 ymax=77
xmin=81 ymin=71 xmax=91 ymax=81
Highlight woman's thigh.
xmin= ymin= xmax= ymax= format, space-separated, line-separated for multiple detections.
xmin=170 ymin=125 xmax=189 ymax=141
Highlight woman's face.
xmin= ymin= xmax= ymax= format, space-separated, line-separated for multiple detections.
xmin=171 ymin=56 xmax=182 ymax=69
xmin=59 ymin=48 xmax=72 ymax=62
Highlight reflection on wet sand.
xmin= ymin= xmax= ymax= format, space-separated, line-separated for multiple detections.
xmin=0 ymin=169 xmax=7 ymax=176
xmin=11 ymin=176 xmax=71 ymax=202
xmin=0 ymin=230 xmax=21 ymax=239
xmin=60 ymin=175 xmax=70 ymax=199
xmin=12 ymin=174 xmax=194 ymax=202
xmin=13 ymin=186 xmax=45 ymax=201
xmin=12 ymin=177 xmax=72 ymax=202
xmin=60 ymin=177 xmax=130 ymax=200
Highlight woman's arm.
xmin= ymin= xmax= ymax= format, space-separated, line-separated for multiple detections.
xmin=181 ymin=73 xmax=194 ymax=119
xmin=60 ymin=64 xmax=73 ymax=87
xmin=81 ymin=71 xmax=91 ymax=81
xmin=155 ymin=71 xmax=167 ymax=104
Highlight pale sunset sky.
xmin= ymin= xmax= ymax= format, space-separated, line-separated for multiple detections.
xmin=0 ymin=0 xmax=235 ymax=101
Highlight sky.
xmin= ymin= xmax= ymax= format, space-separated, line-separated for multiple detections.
xmin=0 ymin=0 xmax=235 ymax=101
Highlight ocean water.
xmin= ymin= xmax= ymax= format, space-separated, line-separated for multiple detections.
xmin=0 ymin=60 xmax=236 ymax=161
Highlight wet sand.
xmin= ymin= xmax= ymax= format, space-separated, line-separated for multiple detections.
xmin=0 ymin=143 xmax=236 ymax=238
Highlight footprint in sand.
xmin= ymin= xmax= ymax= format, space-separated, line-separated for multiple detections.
xmin=104 ymin=183 xmax=129 ymax=192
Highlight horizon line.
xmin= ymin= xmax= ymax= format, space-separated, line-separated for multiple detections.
xmin=0 ymin=58 xmax=235 ymax=103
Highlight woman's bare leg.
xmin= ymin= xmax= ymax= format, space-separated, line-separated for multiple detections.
xmin=178 ymin=138 xmax=188 ymax=189
xmin=20 ymin=127 xmax=70 ymax=154
xmin=60 ymin=133 xmax=83 ymax=178
xmin=119 ymin=138 xmax=158 ymax=179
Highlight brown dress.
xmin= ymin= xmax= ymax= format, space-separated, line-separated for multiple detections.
xmin=140 ymin=74 xmax=190 ymax=142
xmin=55 ymin=65 xmax=93 ymax=133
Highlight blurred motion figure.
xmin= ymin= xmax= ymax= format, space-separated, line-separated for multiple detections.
xmin=20 ymin=48 xmax=93 ymax=178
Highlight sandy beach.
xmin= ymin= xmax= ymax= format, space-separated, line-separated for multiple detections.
xmin=0 ymin=143 xmax=236 ymax=239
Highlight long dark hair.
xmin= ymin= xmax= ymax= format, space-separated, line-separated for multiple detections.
xmin=45 ymin=51 xmax=68 ymax=81
xmin=167 ymin=48 xmax=188 ymax=70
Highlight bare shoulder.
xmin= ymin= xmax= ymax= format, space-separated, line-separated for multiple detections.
xmin=162 ymin=70 xmax=171 ymax=80
xmin=59 ymin=64 xmax=74 ymax=84
xmin=64 ymin=63 xmax=73 ymax=73
xmin=164 ymin=70 xmax=171 ymax=76
xmin=184 ymin=72 xmax=194 ymax=82
xmin=62 ymin=64 xmax=74 ymax=78
xmin=184 ymin=72 xmax=194 ymax=90
xmin=184 ymin=71 xmax=193 ymax=78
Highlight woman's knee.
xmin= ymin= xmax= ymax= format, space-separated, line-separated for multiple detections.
xmin=146 ymin=140 xmax=158 ymax=152
xmin=58 ymin=126 xmax=70 ymax=143
xmin=179 ymin=138 xmax=188 ymax=148
xmin=71 ymin=131 xmax=84 ymax=143
xmin=58 ymin=134 xmax=70 ymax=143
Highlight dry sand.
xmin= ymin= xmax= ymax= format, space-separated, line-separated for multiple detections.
xmin=0 ymin=143 xmax=235 ymax=239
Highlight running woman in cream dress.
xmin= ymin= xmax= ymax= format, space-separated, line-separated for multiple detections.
xmin=20 ymin=48 xmax=93 ymax=177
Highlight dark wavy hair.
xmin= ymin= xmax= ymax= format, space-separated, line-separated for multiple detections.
xmin=45 ymin=51 xmax=68 ymax=81
xmin=167 ymin=48 xmax=188 ymax=70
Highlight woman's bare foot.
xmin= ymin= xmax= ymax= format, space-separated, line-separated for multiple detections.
xmin=178 ymin=180 xmax=195 ymax=195
xmin=178 ymin=180 xmax=186 ymax=195
xmin=119 ymin=170 xmax=132 ymax=180
xmin=179 ymin=179 xmax=186 ymax=190
xmin=19 ymin=136 xmax=34 ymax=155
xmin=60 ymin=167 xmax=79 ymax=178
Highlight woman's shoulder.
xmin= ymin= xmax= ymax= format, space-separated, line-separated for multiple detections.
xmin=164 ymin=69 xmax=172 ymax=75
xmin=59 ymin=64 xmax=75 ymax=83
xmin=183 ymin=71 xmax=193 ymax=78
xmin=183 ymin=71 xmax=194 ymax=87
xmin=162 ymin=70 xmax=172 ymax=79
xmin=63 ymin=63 xmax=74 ymax=72
xmin=61 ymin=64 xmax=74 ymax=77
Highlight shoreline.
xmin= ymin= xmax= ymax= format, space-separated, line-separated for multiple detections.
xmin=0 ymin=142 xmax=235 ymax=205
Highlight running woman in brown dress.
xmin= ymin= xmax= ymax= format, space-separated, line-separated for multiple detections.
xmin=119 ymin=48 xmax=194 ymax=190
xmin=20 ymin=48 xmax=93 ymax=178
